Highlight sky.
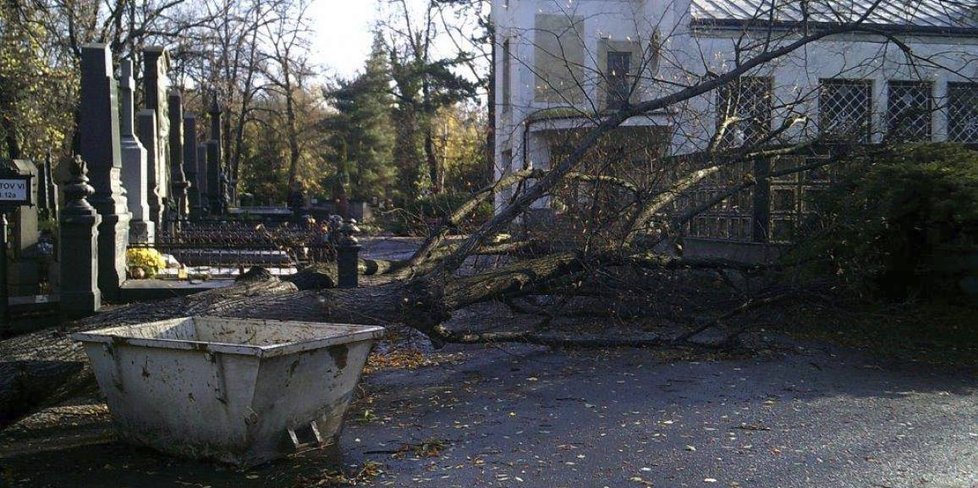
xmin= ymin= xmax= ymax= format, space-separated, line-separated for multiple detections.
xmin=307 ymin=0 xmax=380 ymax=79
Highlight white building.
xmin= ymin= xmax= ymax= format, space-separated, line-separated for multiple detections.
xmin=492 ymin=0 xmax=978 ymax=245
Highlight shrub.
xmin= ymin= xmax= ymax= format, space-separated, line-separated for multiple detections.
xmin=126 ymin=248 xmax=168 ymax=278
xmin=789 ymin=143 xmax=978 ymax=300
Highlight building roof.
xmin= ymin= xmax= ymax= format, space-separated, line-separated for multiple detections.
xmin=690 ymin=0 xmax=978 ymax=35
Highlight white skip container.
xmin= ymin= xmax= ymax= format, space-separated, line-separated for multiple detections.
xmin=72 ymin=317 xmax=384 ymax=466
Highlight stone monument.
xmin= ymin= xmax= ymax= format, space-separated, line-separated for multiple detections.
xmin=142 ymin=47 xmax=169 ymax=229
xmin=183 ymin=114 xmax=201 ymax=219
xmin=206 ymin=95 xmax=224 ymax=214
xmin=79 ymin=43 xmax=130 ymax=297
xmin=120 ymin=59 xmax=155 ymax=243
xmin=197 ymin=144 xmax=208 ymax=214
xmin=167 ymin=90 xmax=189 ymax=222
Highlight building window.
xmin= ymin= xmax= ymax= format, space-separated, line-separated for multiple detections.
xmin=716 ymin=76 xmax=773 ymax=148
xmin=887 ymin=80 xmax=932 ymax=142
xmin=819 ymin=79 xmax=873 ymax=143
xmin=606 ymin=51 xmax=631 ymax=109
xmin=948 ymin=82 xmax=978 ymax=143
xmin=502 ymin=39 xmax=511 ymax=113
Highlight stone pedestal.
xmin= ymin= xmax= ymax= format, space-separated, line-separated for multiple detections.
xmin=59 ymin=156 xmax=101 ymax=317
xmin=80 ymin=43 xmax=130 ymax=298
xmin=120 ymin=59 xmax=155 ymax=243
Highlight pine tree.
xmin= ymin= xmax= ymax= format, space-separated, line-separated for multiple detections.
xmin=324 ymin=33 xmax=396 ymax=202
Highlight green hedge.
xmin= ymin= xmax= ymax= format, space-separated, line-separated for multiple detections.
xmin=789 ymin=144 xmax=978 ymax=300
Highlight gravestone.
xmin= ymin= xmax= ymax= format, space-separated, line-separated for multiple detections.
xmin=143 ymin=47 xmax=169 ymax=226
xmin=168 ymin=90 xmax=189 ymax=222
xmin=206 ymin=96 xmax=224 ymax=214
xmin=183 ymin=114 xmax=201 ymax=219
xmin=136 ymin=109 xmax=164 ymax=231
xmin=80 ymin=43 xmax=130 ymax=298
xmin=197 ymin=144 xmax=208 ymax=214
xmin=60 ymin=156 xmax=101 ymax=317
xmin=120 ymin=59 xmax=155 ymax=243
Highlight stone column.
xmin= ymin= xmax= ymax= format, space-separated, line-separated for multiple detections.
xmin=167 ymin=90 xmax=189 ymax=222
xmin=183 ymin=114 xmax=201 ymax=219
xmin=120 ymin=59 xmax=155 ymax=243
xmin=143 ymin=47 xmax=170 ymax=221
xmin=59 ymin=156 xmax=101 ymax=317
xmin=206 ymin=96 xmax=224 ymax=214
xmin=197 ymin=144 xmax=208 ymax=214
xmin=136 ymin=109 xmax=163 ymax=232
xmin=80 ymin=43 xmax=130 ymax=297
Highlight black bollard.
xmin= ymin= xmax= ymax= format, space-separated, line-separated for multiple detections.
xmin=336 ymin=219 xmax=360 ymax=288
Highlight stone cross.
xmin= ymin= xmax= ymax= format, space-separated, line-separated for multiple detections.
xmin=167 ymin=90 xmax=189 ymax=222
xmin=79 ymin=43 xmax=130 ymax=298
xmin=59 ymin=155 xmax=102 ymax=317
xmin=183 ymin=114 xmax=201 ymax=219
xmin=120 ymin=59 xmax=155 ymax=243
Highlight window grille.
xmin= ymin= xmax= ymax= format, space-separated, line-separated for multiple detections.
xmin=887 ymin=81 xmax=932 ymax=142
xmin=948 ymin=82 xmax=978 ymax=143
xmin=819 ymin=79 xmax=873 ymax=142
xmin=606 ymin=51 xmax=631 ymax=109
xmin=716 ymin=77 xmax=773 ymax=148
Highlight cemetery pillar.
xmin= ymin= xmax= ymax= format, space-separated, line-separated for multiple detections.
xmin=207 ymin=96 xmax=224 ymax=215
xmin=336 ymin=219 xmax=361 ymax=288
xmin=168 ymin=90 xmax=189 ymax=224
xmin=59 ymin=156 xmax=101 ymax=317
xmin=80 ymin=43 xmax=130 ymax=298
xmin=751 ymin=157 xmax=771 ymax=243
xmin=183 ymin=114 xmax=202 ymax=220
xmin=120 ymin=59 xmax=155 ymax=243
xmin=5 ymin=160 xmax=39 ymax=296
xmin=143 ymin=47 xmax=170 ymax=228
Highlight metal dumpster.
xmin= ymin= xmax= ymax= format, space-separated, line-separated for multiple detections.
xmin=72 ymin=317 xmax=384 ymax=466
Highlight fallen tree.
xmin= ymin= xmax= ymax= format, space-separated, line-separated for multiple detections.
xmin=0 ymin=5 xmax=945 ymax=429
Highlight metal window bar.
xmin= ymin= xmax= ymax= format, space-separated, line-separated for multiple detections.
xmin=716 ymin=76 xmax=774 ymax=148
xmin=948 ymin=82 xmax=978 ymax=143
xmin=887 ymin=80 xmax=933 ymax=143
xmin=820 ymin=79 xmax=873 ymax=143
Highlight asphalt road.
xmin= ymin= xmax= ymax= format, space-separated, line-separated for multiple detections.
xmin=340 ymin=341 xmax=978 ymax=488
xmin=2 ymin=337 xmax=977 ymax=487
